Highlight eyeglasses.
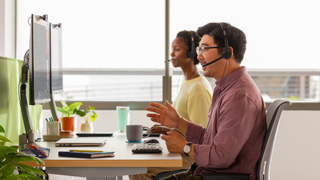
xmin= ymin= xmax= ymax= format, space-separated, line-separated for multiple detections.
xmin=196 ymin=46 xmax=221 ymax=56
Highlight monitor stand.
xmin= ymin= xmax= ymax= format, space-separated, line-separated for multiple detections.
xmin=49 ymin=94 xmax=59 ymax=121
xmin=19 ymin=51 xmax=38 ymax=151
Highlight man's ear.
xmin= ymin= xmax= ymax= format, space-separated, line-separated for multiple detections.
xmin=228 ymin=46 xmax=234 ymax=57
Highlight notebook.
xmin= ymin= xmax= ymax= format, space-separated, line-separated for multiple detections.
xmin=55 ymin=138 xmax=107 ymax=147
xmin=58 ymin=151 xmax=114 ymax=158
xmin=76 ymin=132 xmax=113 ymax=137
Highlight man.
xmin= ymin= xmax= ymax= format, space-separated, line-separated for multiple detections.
xmin=146 ymin=22 xmax=266 ymax=180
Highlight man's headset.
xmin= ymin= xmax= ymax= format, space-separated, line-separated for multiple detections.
xmin=201 ymin=23 xmax=232 ymax=67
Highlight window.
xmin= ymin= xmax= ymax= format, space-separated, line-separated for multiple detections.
xmin=170 ymin=0 xmax=320 ymax=104
xmin=16 ymin=0 xmax=165 ymax=104
xmin=16 ymin=0 xmax=320 ymax=110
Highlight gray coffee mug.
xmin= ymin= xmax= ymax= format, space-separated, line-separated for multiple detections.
xmin=126 ymin=125 xmax=150 ymax=142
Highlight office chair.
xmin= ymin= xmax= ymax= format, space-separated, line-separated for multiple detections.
xmin=153 ymin=99 xmax=292 ymax=180
xmin=201 ymin=99 xmax=292 ymax=180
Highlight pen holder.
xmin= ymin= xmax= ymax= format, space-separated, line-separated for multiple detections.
xmin=24 ymin=147 xmax=50 ymax=158
xmin=47 ymin=121 xmax=60 ymax=135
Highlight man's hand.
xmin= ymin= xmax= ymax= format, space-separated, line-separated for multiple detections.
xmin=146 ymin=100 xmax=180 ymax=128
xmin=161 ymin=130 xmax=187 ymax=154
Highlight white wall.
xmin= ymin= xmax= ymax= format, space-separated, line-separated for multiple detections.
xmin=41 ymin=110 xmax=320 ymax=180
xmin=271 ymin=111 xmax=320 ymax=180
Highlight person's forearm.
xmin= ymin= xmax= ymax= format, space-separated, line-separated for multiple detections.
xmin=176 ymin=117 xmax=189 ymax=135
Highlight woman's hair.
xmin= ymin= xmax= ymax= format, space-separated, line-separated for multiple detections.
xmin=176 ymin=30 xmax=200 ymax=65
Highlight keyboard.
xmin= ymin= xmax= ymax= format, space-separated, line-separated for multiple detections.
xmin=132 ymin=143 xmax=163 ymax=153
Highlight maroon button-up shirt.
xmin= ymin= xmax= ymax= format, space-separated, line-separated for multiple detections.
xmin=185 ymin=67 xmax=266 ymax=180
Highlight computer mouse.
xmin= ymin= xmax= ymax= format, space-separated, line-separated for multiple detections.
xmin=144 ymin=139 xmax=159 ymax=144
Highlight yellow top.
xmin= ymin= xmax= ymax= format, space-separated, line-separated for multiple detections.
xmin=172 ymin=76 xmax=213 ymax=128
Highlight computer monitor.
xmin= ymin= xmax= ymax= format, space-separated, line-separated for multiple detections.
xmin=49 ymin=22 xmax=63 ymax=121
xmin=29 ymin=14 xmax=51 ymax=105
xmin=19 ymin=14 xmax=51 ymax=146
xmin=50 ymin=23 xmax=63 ymax=93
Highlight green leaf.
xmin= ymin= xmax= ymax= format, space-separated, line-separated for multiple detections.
xmin=58 ymin=101 xmax=84 ymax=117
xmin=89 ymin=106 xmax=95 ymax=110
xmin=0 ymin=125 xmax=5 ymax=133
xmin=56 ymin=106 xmax=67 ymax=114
xmin=10 ymin=146 xmax=19 ymax=151
xmin=90 ymin=115 xmax=96 ymax=122
xmin=90 ymin=111 xmax=98 ymax=122
xmin=61 ymin=100 xmax=68 ymax=108
xmin=1 ymin=155 xmax=19 ymax=177
xmin=92 ymin=110 xmax=97 ymax=117
xmin=69 ymin=102 xmax=82 ymax=111
xmin=75 ymin=110 xmax=86 ymax=117
xmin=0 ymin=146 xmax=18 ymax=160
xmin=16 ymin=154 xmax=43 ymax=165
xmin=14 ymin=166 xmax=34 ymax=175
xmin=0 ymin=163 xmax=14 ymax=178
xmin=12 ymin=173 xmax=45 ymax=180
xmin=14 ymin=163 xmax=46 ymax=176
xmin=0 ymin=135 xmax=11 ymax=142
xmin=6 ymin=174 xmax=25 ymax=180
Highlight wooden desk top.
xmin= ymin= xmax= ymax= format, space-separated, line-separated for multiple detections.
xmin=23 ymin=133 xmax=182 ymax=168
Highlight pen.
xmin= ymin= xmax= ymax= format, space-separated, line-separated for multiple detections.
xmin=45 ymin=118 xmax=49 ymax=122
xmin=70 ymin=150 xmax=103 ymax=152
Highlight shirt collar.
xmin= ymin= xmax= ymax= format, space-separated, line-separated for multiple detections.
xmin=215 ymin=66 xmax=247 ymax=90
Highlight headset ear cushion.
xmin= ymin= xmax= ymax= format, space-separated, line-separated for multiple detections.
xmin=188 ymin=50 xmax=196 ymax=59
xmin=222 ymin=48 xmax=232 ymax=59
xmin=188 ymin=51 xmax=191 ymax=58
xmin=188 ymin=31 xmax=196 ymax=59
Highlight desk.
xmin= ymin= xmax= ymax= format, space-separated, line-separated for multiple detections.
xmin=23 ymin=133 xmax=182 ymax=180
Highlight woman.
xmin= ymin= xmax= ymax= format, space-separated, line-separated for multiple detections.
xmin=170 ymin=30 xmax=213 ymax=128
xmin=130 ymin=30 xmax=213 ymax=180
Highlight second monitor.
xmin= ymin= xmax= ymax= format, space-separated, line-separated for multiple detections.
xmin=49 ymin=22 xmax=63 ymax=121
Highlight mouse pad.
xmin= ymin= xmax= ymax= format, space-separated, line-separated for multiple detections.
xmin=126 ymin=141 xmax=143 ymax=143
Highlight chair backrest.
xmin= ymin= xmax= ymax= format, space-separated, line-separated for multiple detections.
xmin=256 ymin=99 xmax=292 ymax=180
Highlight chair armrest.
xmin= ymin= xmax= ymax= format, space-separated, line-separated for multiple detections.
xmin=200 ymin=173 xmax=251 ymax=180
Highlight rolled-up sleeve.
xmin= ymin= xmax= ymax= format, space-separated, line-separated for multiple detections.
xmin=185 ymin=121 xmax=206 ymax=144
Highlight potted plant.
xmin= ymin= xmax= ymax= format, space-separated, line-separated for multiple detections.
xmin=57 ymin=101 xmax=98 ymax=132
xmin=76 ymin=106 xmax=97 ymax=132
xmin=56 ymin=101 xmax=83 ymax=133
xmin=0 ymin=125 xmax=47 ymax=179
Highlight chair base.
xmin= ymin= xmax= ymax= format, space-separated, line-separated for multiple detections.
xmin=152 ymin=169 xmax=186 ymax=180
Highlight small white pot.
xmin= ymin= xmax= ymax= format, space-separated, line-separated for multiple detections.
xmin=80 ymin=122 xmax=93 ymax=132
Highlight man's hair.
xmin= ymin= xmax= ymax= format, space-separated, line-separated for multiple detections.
xmin=176 ymin=30 xmax=200 ymax=65
xmin=197 ymin=22 xmax=247 ymax=64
